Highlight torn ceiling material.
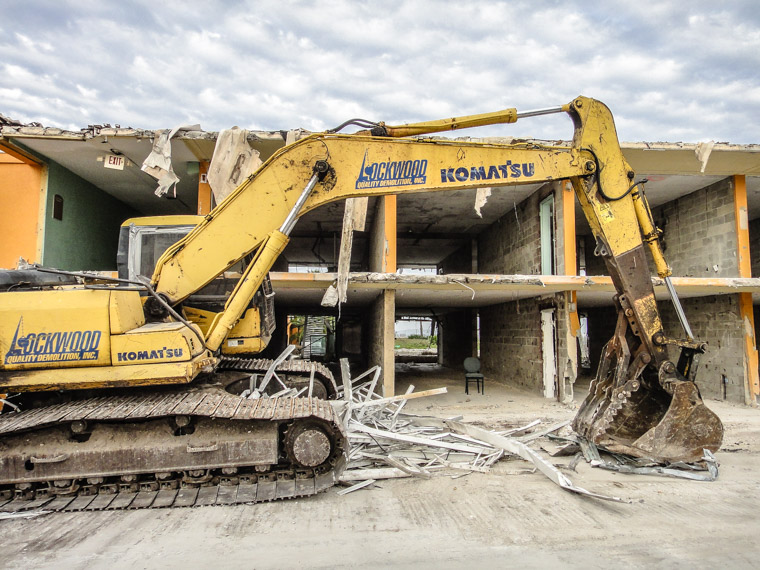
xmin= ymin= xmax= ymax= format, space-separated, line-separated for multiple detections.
xmin=207 ymin=127 xmax=263 ymax=204
xmin=141 ymin=124 xmax=202 ymax=198
xmin=1 ymin=115 xmax=758 ymax=219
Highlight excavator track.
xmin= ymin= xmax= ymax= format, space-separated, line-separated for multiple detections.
xmin=217 ymin=356 xmax=339 ymax=399
xmin=0 ymin=389 xmax=347 ymax=512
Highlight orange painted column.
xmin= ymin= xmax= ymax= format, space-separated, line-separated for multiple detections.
xmin=562 ymin=181 xmax=580 ymax=335
xmin=560 ymin=181 xmax=580 ymax=403
xmin=0 ymin=148 xmax=45 ymax=268
xmin=733 ymin=174 xmax=759 ymax=404
xmin=197 ymin=161 xmax=212 ymax=215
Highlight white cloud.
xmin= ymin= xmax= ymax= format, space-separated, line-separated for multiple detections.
xmin=0 ymin=0 xmax=757 ymax=143
xmin=76 ymin=84 xmax=98 ymax=99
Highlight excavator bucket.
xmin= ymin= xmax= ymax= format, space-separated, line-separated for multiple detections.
xmin=573 ymin=314 xmax=723 ymax=464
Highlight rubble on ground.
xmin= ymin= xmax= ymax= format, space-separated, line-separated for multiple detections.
xmin=332 ymin=359 xmax=719 ymax=499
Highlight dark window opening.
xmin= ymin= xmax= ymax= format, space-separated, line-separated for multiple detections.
xmin=53 ymin=195 xmax=64 ymax=221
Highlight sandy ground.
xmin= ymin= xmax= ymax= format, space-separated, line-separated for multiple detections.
xmin=1 ymin=363 xmax=759 ymax=569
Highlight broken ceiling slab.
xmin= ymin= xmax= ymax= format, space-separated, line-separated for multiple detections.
xmin=0 ymin=123 xmax=289 ymax=215
xmin=623 ymin=141 xmax=760 ymax=177
xmin=2 ymin=116 xmax=758 ymax=219
xmin=269 ymin=271 xmax=760 ymax=310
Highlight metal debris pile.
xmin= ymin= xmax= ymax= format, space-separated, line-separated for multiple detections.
xmin=331 ymin=361 xmax=623 ymax=501
xmin=338 ymin=372 xmax=504 ymax=492
xmin=548 ymin=436 xmax=720 ymax=482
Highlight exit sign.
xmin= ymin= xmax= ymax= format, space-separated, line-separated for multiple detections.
xmin=104 ymin=154 xmax=125 ymax=170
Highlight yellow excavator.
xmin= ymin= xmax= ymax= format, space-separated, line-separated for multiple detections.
xmin=0 ymin=96 xmax=723 ymax=510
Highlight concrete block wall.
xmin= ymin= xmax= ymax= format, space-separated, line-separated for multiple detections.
xmin=652 ymin=178 xmax=738 ymax=277
xmin=438 ymin=241 xmax=473 ymax=274
xmin=480 ymin=293 xmax=574 ymax=396
xmin=579 ymin=297 xmax=744 ymax=402
xmin=478 ymin=185 xmax=549 ymax=274
xmin=577 ymin=178 xmax=750 ymax=403
xmin=480 ymin=295 xmax=576 ymax=390
xmin=648 ymin=179 xmax=749 ymax=403
xmin=480 ymin=297 xmax=543 ymax=391
xmin=478 ymin=184 xmax=570 ymax=394
xmin=580 ymin=178 xmax=740 ymax=278
xmin=460 ymin=177 xmax=750 ymax=402
xmin=659 ymin=295 xmax=745 ymax=402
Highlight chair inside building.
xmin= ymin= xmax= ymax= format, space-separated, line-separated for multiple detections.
xmin=463 ymin=357 xmax=484 ymax=395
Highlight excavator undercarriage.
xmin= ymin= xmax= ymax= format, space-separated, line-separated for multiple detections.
xmin=0 ymin=385 xmax=346 ymax=511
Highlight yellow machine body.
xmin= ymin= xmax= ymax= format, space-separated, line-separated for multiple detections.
xmin=0 ymin=288 xmax=212 ymax=391
xmin=185 ymin=306 xmax=267 ymax=355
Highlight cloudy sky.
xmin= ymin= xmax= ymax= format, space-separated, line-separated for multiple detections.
xmin=1 ymin=1 xmax=758 ymax=143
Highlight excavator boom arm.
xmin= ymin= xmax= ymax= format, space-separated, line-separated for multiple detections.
xmin=148 ymin=97 xmax=722 ymax=462
xmin=153 ymin=137 xmax=591 ymax=305
xmin=154 ymin=99 xmax=626 ymax=300
xmin=152 ymin=98 xmax=654 ymax=360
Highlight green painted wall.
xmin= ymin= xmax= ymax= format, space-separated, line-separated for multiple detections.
xmin=43 ymin=161 xmax=138 ymax=270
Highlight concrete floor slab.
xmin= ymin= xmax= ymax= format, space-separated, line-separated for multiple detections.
xmin=1 ymin=365 xmax=758 ymax=569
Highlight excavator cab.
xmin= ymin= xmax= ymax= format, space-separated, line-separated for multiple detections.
xmin=116 ymin=216 xmax=202 ymax=283
xmin=117 ymin=216 xmax=276 ymax=355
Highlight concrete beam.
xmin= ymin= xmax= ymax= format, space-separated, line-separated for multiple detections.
xmin=369 ymin=289 xmax=396 ymax=396
xmin=270 ymin=271 xmax=760 ymax=309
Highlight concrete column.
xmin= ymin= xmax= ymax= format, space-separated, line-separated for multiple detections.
xmin=558 ymin=181 xmax=576 ymax=275
xmin=369 ymin=289 xmax=396 ymax=396
xmin=557 ymin=181 xmax=579 ymax=403
xmin=733 ymin=174 xmax=759 ymax=404
xmin=368 ymin=195 xmax=397 ymax=395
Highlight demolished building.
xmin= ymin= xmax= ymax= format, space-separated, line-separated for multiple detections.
xmin=1 ymin=117 xmax=759 ymax=405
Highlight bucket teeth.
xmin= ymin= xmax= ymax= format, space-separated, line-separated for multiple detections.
xmin=574 ymin=373 xmax=723 ymax=463
xmin=625 ymin=381 xmax=723 ymax=463
xmin=573 ymin=306 xmax=723 ymax=464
